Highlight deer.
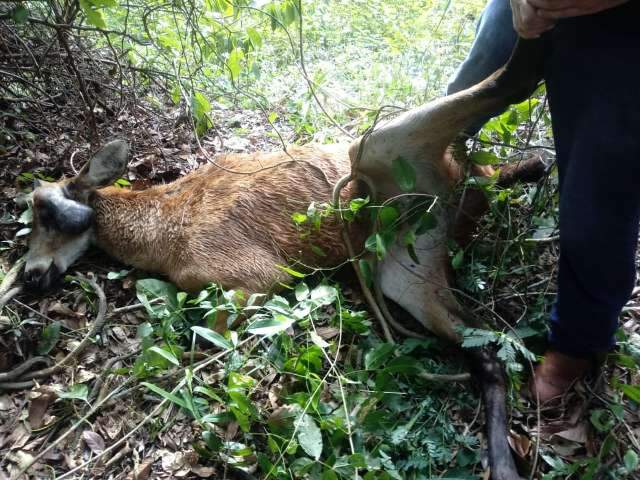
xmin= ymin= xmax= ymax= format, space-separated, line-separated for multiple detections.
xmin=21 ymin=39 xmax=545 ymax=480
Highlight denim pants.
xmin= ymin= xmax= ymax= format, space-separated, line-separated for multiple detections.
xmin=449 ymin=0 xmax=640 ymax=355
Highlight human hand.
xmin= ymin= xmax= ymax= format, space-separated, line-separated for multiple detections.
xmin=510 ymin=0 xmax=556 ymax=38
xmin=527 ymin=0 xmax=629 ymax=19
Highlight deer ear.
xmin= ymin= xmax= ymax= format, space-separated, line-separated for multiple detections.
xmin=71 ymin=140 xmax=129 ymax=191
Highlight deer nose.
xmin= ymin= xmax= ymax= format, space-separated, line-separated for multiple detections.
xmin=24 ymin=263 xmax=60 ymax=292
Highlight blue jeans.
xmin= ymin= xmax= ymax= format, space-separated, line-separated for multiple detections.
xmin=450 ymin=0 xmax=640 ymax=355
xmin=446 ymin=0 xmax=517 ymax=134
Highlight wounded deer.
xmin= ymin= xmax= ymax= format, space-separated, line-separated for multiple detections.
xmin=22 ymin=40 xmax=545 ymax=480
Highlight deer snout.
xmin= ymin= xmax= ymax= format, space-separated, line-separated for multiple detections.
xmin=23 ymin=262 xmax=61 ymax=292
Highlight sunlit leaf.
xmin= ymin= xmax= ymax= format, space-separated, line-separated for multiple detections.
xmin=247 ymin=313 xmax=295 ymax=336
xmin=149 ymin=346 xmax=180 ymax=366
xmin=297 ymin=413 xmax=323 ymax=460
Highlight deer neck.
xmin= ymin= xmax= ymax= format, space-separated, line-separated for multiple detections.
xmin=88 ymin=187 xmax=175 ymax=272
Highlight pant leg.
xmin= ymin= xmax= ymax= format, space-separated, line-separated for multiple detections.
xmin=447 ymin=0 xmax=517 ymax=95
xmin=544 ymin=2 xmax=640 ymax=356
xmin=447 ymin=0 xmax=517 ymax=134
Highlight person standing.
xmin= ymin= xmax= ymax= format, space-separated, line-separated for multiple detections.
xmin=448 ymin=0 xmax=639 ymax=403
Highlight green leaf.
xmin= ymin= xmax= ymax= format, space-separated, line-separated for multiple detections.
xmin=365 ymin=233 xmax=390 ymax=260
xmin=80 ymin=0 xmax=106 ymax=29
xmin=59 ymin=384 xmax=89 ymax=401
xmin=391 ymin=156 xmax=416 ymax=192
xmin=358 ymin=259 xmax=373 ymax=288
xmin=385 ymin=355 xmax=422 ymax=374
xmin=228 ymin=391 xmax=253 ymax=432
xmin=451 ymin=250 xmax=464 ymax=270
xmin=403 ymin=230 xmax=420 ymax=264
xmin=349 ymin=197 xmax=369 ymax=215
xmin=191 ymin=92 xmax=211 ymax=123
xmin=107 ymin=269 xmax=130 ymax=280
xmin=349 ymin=453 xmax=367 ymax=468
xmin=141 ymin=382 xmax=187 ymax=409
xmin=310 ymin=285 xmax=338 ymax=306
xmin=202 ymin=430 xmax=222 ymax=452
xmin=115 ymin=178 xmax=131 ymax=187
xmin=37 ymin=321 xmax=61 ymax=355
xmin=136 ymin=279 xmax=177 ymax=305
xmin=191 ymin=326 xmax=233 ymax=350
xmin=137 ymin=322 xmax=153 ymax=339
xmin=415 ymin=211 xmax=438 ymax=235
xmin=292 ymin=212 xmax=307 ymax=224
xmin=295 ymin=282 xmax=310 ymax=301
xmin=246 ymin=27 xmax=262 ymax=48
xmin=297 ymin=413 xmax=323 ymax=460
xmin=322 ymin=469 xmax=339 ymax=480
xmin=378 ymin=206 xmax=399 ymax=229
xmin=276 ymin=264 xmax=306 ymax=279
xmin=624 ymin=449 xmax=639 ymax=472
xmin=365 ymin=343 xmax=395 ymax=370
xmin=247 ymin=313 xmax=295 ymax=336
xmin=11 ymin=5 xmax=29 ymax=24
xmin=470 ymin=151 xmax=500 ymax=166
xmin=403 ymin=229 xmax=416 ymax=247
xmin=136 ymin=278 xmax=178 ymax=319
xmin=227 ymin=48 xmax=244 ymax=81
xmin=462 ymin=328 xmax=496 ymax=349
xmin=590 ymin=409 xmax=615 ymax=433
xmin=619 ymin=383 xmax=640 ymax=403
xmin=148 ymin=346 xmax=180 ymax=366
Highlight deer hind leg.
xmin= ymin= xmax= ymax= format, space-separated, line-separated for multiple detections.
xmin=378 ymin=224 xmax=466 ymax=343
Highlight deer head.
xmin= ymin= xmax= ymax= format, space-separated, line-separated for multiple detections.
xmin=24 ymin=140 xmax=128 ymax=291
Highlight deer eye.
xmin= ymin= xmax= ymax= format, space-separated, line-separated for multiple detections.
xmin=34 ymin=191 xmax=94 ymax=234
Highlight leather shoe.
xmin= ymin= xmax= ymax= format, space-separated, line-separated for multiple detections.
xmin=529 ymin=350 xmax=593 ymax=404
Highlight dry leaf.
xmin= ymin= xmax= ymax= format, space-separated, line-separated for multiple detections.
xmin=551 ymin=422 xmax=588 ymax=444
xmin=129 ymin=458 xmax=154 ymax=480
xmin=82 ymin=430 xmax=105 ymax=453
xmin=191 ymin=465 xmax=216 ymax=477
xmin=28 ymin=389 xmax=57 ymax=430
xmin=508 ymin=430 xmax=531 ymax=459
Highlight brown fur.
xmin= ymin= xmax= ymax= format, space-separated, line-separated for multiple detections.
xmin=90 ymin=144 xmax=361 ymax=293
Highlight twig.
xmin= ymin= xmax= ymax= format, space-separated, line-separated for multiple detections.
xmin=0 ymin=256 xmax=25 ymax=300
xmin=0 ymin=356 xmax=50 ymax=382
xmin=0 ymin=286 xmax=22 ymax=311
xmin=54 ymin=25 xmax=97 ymax=139
xmin=0 ymin=273 xmax=108 ymax=390
xmin=523 ymin=235 xmax=559 ymax=243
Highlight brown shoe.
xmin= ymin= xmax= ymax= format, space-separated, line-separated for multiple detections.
xmin=529 ymin=350 xmax=593 ymax=404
